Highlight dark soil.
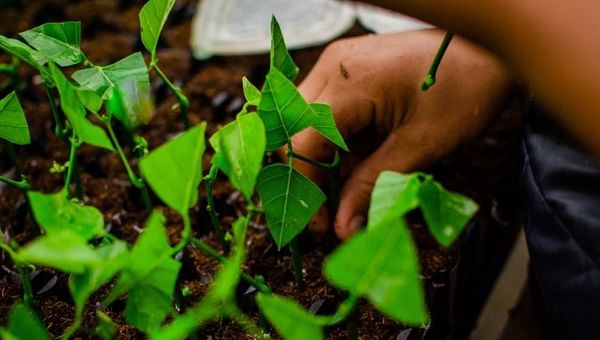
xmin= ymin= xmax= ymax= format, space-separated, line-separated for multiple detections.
xmin=0 ymin=0 xmax=523 ymax=339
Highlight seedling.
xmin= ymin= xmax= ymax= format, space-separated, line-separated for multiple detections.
xmin=140 ymin=0 xmax=191 ymax=129
xmin=0 ymin=11 xmax=478 ymax=340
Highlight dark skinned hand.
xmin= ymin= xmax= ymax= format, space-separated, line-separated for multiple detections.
xmin=286 ymin=29 xmax=511 ymax=239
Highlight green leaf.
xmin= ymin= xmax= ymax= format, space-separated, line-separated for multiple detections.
xmin=0 ymin=91 xmax=30 ymax=145
xmin=210 ymin=112 xmax=266 ymax=200
xmin=256 ymin=164 xmax=325 ymax=249
xmin=310 ymin=103 xmax=348 ymax=151
xmin=72 ymin=53 xmax=153 ymax=129
xmin=76 ymin=87 xmax=103 ymax=114
xmin=258 ymin=68 xmax=316 ymax=150
xmin=151 ymin=217 xmax=249 ymax=340
xmin=270 ymin=16 xmax=298 ymax=81
xmin=2 ymin=305 xmax=50 ymax=340
xmin=417 ymin=178 xmax=478 ymax=247
xmin=20 ymin=22 xmax=83 ymax=67
xmin=368 ymin=172 xmax=421 ymax=228
xmin=140 ymin=123 xmax=206 ymax=216
xmin=139 ymin=0 xmax=176 ymax=59
xmin=256 ymin=293 xmax=324 ymax=340
xmin=95 ymin=311 xmax=117 ymax=340
xmin=27 ymin=190 xmax=105 ymax=240
xmin=324 ymin=217 xmax=428 ymax=325
xmin=49 ymin=63 xmax=114 ymax=151
xmin=16 ymin=231 xmax=100 ymax=274
xmin=104 ymin=212 xmax=181 ymax=333
xmin=70 ymin=241 xmax=128 ymax=322
xmin=0 ymin=35 xmax=47 ymax=73
xmin=242 ymin=77 xmax=261 ymax=106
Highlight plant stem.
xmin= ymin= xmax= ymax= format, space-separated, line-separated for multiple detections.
xmin=289 ymin=238 xmax=304 ymax=286
xmin=0 ymin=175 xmax=31 ymax=190
xmin=63 ymin=136 xmax=80 ymax=196
xmin=422 ymin=32 xmax=454 ymax=91
xmin=204 ymin=166 xmax=229 ymax=252
xmin=151 ymin=63 xmax=190 ymax=129
xmin=17 ymin=265 xmax=34 ymax=309
xmin=172 ymin=214 xmax=192 ymax=254
xmin=290 ymin=151 xmax=338 ymax=171
xmin=286 ymin=143 xmax=305 ymax=286
xmin=327 ymin=151 xmax=341 ymax=215
xmin=104 ymin=119 xmax=152 ymax=211
xmin=190 ymin=238 xmax=272 ymax=294
xmin=43 ymin=82 xmax=67 ymax=142
xmin=1 ymin=240 xmax=35 ymax=308
xmin=320 ymin=294 xmax=359 ymax=326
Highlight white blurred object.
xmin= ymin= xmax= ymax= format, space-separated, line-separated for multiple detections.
xmin=355 ymin=3 xmax=433 ymax=33
xmin=191 ymin=0 xmax=355 ymax=59
xmin=191 ymin=0 xmax=434 ymax=59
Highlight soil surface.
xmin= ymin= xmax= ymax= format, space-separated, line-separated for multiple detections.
xmin=0 ymin=0 xmax=523 ymax=339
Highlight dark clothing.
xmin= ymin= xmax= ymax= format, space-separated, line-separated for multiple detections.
xmin=521 ymin=102 xmax=600 ymax=339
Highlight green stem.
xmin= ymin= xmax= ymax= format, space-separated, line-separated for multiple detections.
xmin=17 ymin=265 xmax=34 ymax=309
xmin=319 ymin=294 xmax=359 ymax=326
xmin=290 ymin=151 xmax=338 ymax=171
xmin=422 ymin=32 xmax=455 ymax=91
xmin=1 ymin=240 xmax=35 ymax=308
xmin=204 ymin=166 xmax=229 ymax=252
xmin=0 ymin=175 xmax=31 ymax=190
xmin=152 ymin=63 xmax=190 ymax=129
xmin=0 ymin=63 xmax=15 ymax=74
xmin=104 ymin=119 xmax=152 ymax=211
xmin=62 ymin=313 xmax=81 ymax=340
xmin=63 ymin=136 xmax=80 ymax=196
xmin=327 ymin=152 xmax=341 ymax=216
xmin=289 ymin=238 xmax=304 ymax=286
xmin=43 ymin=82 xmax=67 ymax=141
xmin=172 ymin=214 xmax=192 ymax=254
xmin=190 ymin=238 xmax=272 ymax=294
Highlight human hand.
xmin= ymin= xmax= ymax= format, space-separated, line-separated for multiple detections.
xmin=289 ymin=29 xmax=511 ymax=239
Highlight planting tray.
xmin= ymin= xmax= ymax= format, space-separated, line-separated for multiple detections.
xmin=0 ymin=0 xmax=523 ymax=338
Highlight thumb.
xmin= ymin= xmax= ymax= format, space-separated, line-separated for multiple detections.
xmin=334 ymin=129 xmax=437 ymax=239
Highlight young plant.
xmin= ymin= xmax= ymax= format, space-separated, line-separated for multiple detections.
xmin=1 ymin=21 xmax=155 ymax=207
xmin=139 ymin=0 xmax=190 ymax=129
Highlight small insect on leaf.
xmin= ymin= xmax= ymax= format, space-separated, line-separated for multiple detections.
xmin=256 ymin=164 xmax=326 ymax=249
xmin=324 ymin=216 xmax=428 ymax=326
xmin=19 ymin=21 xmax=83 ymax=67
xmin=210 ymin=112 xmax=266 ymax=200
xmin=257 ymin=293 xmax=324 ymax=340
xmin=140 ymin=123 xmax=207 ymax=217
xmin=0 ymin=91 xmax=30 ymax=145
xmin=0 ymin=304 xmax=50 ymax=340
xmin=27 ymin=189 xmax=105 ymax=241
xmin=139 ymin=0 xmax=176 ymax=61
xmin=104 ymin=211 xmax=181 ymax=333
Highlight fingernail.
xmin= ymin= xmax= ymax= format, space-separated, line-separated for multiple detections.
xmin=349 ymin=215 xmax=365 ymax=233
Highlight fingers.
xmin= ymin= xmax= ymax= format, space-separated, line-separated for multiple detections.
xmin=334 ymin=127 xmax=440 ymax=239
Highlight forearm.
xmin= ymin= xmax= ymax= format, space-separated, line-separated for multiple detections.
xmin=362 ymin=0 xmax=600 ymax=158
